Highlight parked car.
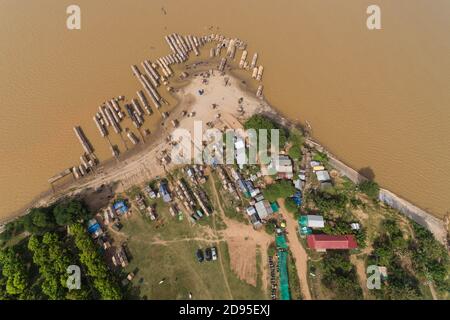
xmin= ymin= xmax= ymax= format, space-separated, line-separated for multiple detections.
xmin=196 ymin=249 xmax=204 ymax=262
xmin=205 ymin=248 xmax=212 ymax=261
xmin=211 ymin=247 xmax=218 ymax=261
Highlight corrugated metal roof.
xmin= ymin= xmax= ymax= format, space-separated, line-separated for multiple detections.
xmin=315 ymin=170 xmax=331 ymax=182
xmin=306 ymin=234 xmax=357 ymax=250
xmin=306 ymin=215 xmax=324 ymax=228
xmin=255 ymin=200 xmax=272 ymax=219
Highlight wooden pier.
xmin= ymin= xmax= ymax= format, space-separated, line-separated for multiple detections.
xmin=73 ymin=126 xmax=93 ymax=154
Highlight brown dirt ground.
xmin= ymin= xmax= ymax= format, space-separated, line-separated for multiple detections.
xmin=210 ymin=173 xmax=272 ymax=294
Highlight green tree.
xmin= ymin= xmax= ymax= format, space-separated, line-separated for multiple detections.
xmin=321 ymin=251 xmax=362 ymax=299
xmin=263 ymin=180 xmax=296 ymax=202
xmin=22 ymin=208 xmax=54 ymax=234
xmin=27 ymin=233 xmax=74 ymax=299
xmin=244 ymin=115 xmax=288 ymax=148
xmin=410 ymin=223 xmax=449 ymax=291
xmin=287 ymin=131 xmax=303 ymax=161
xmin=53 ymin=200 xmax=89 ymax=226
xmin=0 ymin=248 xmax=29 ymax=297
xmin=288 ymin=146 xmax=302 ymax=160
xmin=264 ymin=220 xmax=277 ymax=235
xmin=70 ymin=223 xmax=122 ymax=300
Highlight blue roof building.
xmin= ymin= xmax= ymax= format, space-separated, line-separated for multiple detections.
xmin=159 ymin=182 xmax=172 ymax=202
xmin=113 ymin=201 xmax=129 ymax=214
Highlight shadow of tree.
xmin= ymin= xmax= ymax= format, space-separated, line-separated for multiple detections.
xmin=358 ymin=167 xmax=375 ymax=183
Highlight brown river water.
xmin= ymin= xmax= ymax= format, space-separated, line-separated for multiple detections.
xmin=0 ymin=0 xmax=449 ymax=221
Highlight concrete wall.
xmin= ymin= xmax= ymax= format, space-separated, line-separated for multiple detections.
xmin=305 ymin=139 xmax=448 ymax=246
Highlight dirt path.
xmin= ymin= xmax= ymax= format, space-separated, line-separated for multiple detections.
xmin=428 ymin=283 xmax=438 ymax=300
xmin=133 ymin=237 xmax=223 ymax=246
xmin=209 ymin=175 xmax=234 ymax=300
xmin=350 ymin=253 xmax=371 ymax=299
xmin=278 ymin=199 xmax=312 ymax=300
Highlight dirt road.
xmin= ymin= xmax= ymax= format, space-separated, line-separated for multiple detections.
xmin=278 ymin=199 xmax=312 ymax=300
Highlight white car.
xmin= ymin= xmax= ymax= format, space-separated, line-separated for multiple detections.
xmin=211 ymin=247 xmax=218 ymax=261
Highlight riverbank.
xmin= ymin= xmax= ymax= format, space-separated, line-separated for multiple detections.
xmin=0 ymin=66 xmax=266 ymax=223
xmin=256 ymin=107 xmax=448 ymax=246
xmin=1 ymin=63 xmax=447 ymax=247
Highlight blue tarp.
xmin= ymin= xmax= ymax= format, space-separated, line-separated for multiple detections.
xmin=113 ymin=201 xmax=129 ymax=214
xmin=159 ymin=183 xmax=172 ymax=202
xmin=88 ymin=223 xmax=100 ymax=234
xmin=291 ymin=191 xmax=302 ymax=206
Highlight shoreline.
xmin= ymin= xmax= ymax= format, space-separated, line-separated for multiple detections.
xmin=257 ymin=107 xmax=448 ymax=246
xmin=1 ymin=61 xmax=447 ymax=246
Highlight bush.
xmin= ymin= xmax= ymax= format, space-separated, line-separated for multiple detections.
xmin=321 ymin=251 xmax=363 ymax=299
xmin=322 ymin=219 xmax=366 ymax=248
xmin=309 ymin=190 xmax=349 ymax=213
xmin=368 ymin=219 xmax=422 ymax=299
xmin=263 ymin=180 xmax=296 ymax=202
xmin=267 ymin=242 xmax=276 ymax=256
xmin=312 ymin=151 xmax=328 ymax=165
xmin=410 ymin=222 xmax=449 ymax=291
xmin=284 ymin=197 xmax=298 ymax=214
xmin=264 ymin=220 xmax=277 ymax=235
xmin=358 ymin=180 xmax=380 ymax=200
xmin=288 ymin=131 xmax=303 ymax=161
xmin=288 ymin=146 xmax=302 ymax=160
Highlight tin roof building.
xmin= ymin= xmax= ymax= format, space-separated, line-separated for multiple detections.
xmin=268 ymin=155 xmax=293 ymax=179
xmin=159 ymin=182 xmax=172 ymax=203
xmin=315 ymin=170 xmax=331 ymax=182
xmin=299 ymin=215 xmax=324 ymax=228
xmin=306 ymin=234 xmax=358 ymax=251
xmin=254 ymin=200 xmax=274 ymax=220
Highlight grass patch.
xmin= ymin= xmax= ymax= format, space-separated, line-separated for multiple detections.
xmin=120 ymin=213 xmax=264 ymax=299
xmin=286 ymin=249 xmax=302 ymax=300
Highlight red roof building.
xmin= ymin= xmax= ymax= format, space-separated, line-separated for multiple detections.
xmin=306 ymin=234 xmax=358 ymax=251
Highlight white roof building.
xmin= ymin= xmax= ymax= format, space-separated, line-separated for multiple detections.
xmin=306 ymin=215 xmax=325 ymax=228
xmin=350 ymin=223 xmax=360 ymax=230
xmin=235 ymin=137 xmax=246 ymax=168
xmin=315 ymin=170 xmax=331 ymax=182
xmin=268 ymin=155 xmax=293 ymax=179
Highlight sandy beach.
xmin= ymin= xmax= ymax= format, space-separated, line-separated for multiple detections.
xmin=0 ymin=64 xmax=268 ymax=223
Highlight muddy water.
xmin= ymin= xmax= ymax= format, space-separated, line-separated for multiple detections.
xmin=0 ymin=0 xmax=449 ymax=221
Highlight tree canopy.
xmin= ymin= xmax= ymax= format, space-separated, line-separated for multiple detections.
xmin=244 ymin=115 xmax=288 ymax=148
xmin=53 ymin=200 xmax=89 ymax=226
xmin=70 ymin=223 xmax=122 ymax=300
xmin=0 ymin=247 xmax=29 ymax=297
